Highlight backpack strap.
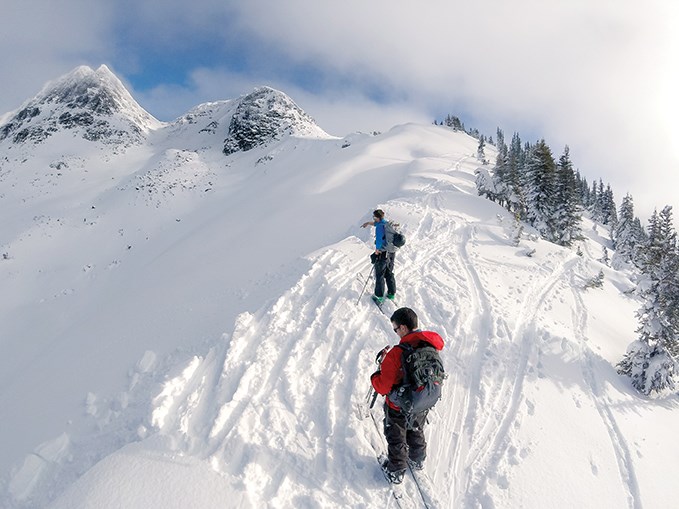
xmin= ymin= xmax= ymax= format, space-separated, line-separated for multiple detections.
xmin=395 ymin=343 xmax=413 ymax=386
xmin=382 ymin=221 xmax=395 ymax=250
xmin=397 ymin=341 xmax=427 ymax=385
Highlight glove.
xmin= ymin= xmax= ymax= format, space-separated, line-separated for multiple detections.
xmin=370 ymin=253 xmax=378 ymax=264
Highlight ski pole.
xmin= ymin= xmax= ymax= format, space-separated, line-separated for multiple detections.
xmin=369 ymin=389 xmax=378 ymax=409
xmin=357 ymin=264 xmax=375 ymax=304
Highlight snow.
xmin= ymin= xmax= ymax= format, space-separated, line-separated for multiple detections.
xmin=1 ymin=104 xmax=678 ymax=508
xmin=35 ymin=64 xmax=163 ymax=133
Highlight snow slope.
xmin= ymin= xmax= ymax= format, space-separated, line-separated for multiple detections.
xmin=1 ymin=113 xmax=678 ymax=508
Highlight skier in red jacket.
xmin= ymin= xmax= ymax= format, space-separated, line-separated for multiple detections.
xmin=371 ymin=307 xmax=445 ymax=483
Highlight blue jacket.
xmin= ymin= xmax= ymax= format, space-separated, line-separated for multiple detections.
xmin=374 ymin=219 xmax=387 ymax=251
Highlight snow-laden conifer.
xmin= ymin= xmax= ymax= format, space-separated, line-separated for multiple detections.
xmin=551 ymin=146 xmax=582 ymax=246
xmin=524 ymin=139 xmax=557 ymax=241
xmin=618 ymin=206 xmax=679 ymax=395
xmin=612 ymin=194 xmax=643 ymax=268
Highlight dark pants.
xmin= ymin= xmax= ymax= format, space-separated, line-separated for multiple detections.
xmin=383 ymin=404 xmax=427 ymax=472
xmin=374 ymin=252 xmax=396 ymax=298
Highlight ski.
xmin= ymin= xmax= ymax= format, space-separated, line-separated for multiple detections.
xmin=407 ymin=464 xmax=442 ymax=509
xmin=370 ymin=294 xmax=398 ymax=317
xmin=377 ymin=453 xmax=411 ymax=507
xmin=371 ymin=295 xmax=386 ymax=313
xmin=383 ymin=297 xmax=398 ymax=310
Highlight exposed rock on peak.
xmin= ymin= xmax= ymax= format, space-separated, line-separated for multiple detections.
xmin=223 ymin=86 xmax=329 ymax=155
xmin=0 ymin=65 xmax=161 ymax=147
xmin=40 ymin=65 xmax=126 ymax=115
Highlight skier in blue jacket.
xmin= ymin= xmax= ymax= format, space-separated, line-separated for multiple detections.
xmin=361 ymin=209 xmax=397 ymax=304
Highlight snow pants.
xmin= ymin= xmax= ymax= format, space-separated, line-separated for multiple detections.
xmin=383 ymin=403 xmax=427 ymax=472
xmin=374 ymin=252 xmax=396 ymax=298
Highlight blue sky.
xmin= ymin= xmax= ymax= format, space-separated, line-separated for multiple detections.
xmin=1 ymin=0 xmax=678 ymax=221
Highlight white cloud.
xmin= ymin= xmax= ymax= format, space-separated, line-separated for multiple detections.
xmin=0 ymin=0 xmax=115 ymax=112
xmin=1 ymin=0 xmax=677 ymax=220
xmin=133 ymin=66 xmax=429 ymax=137
xmin=221 ymin=1 xmax=679 ymax=218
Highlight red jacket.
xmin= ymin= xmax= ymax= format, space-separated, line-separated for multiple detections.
xmin=371 ymin=330 xmax=445 ymax=410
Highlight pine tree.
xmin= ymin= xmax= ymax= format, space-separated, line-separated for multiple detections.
xmin=475 ymin=129 xmax=525 ymax=219
xmin=506 ymin=132 xmax=526 ymax=217
xmin=589 ymin=180 xmax=604 ymax=221
xmin=600 ymin=247 xmax=610 ymax=266
xmin=475 ymin=167 xmax=499 ymax=202
xmin=584 ymin=269 xmax=605 ymax=289
xmin=477 ymin=135 xmax=487 ymax=162
xmin=496 ymin=128 xmax=504 ymax=149
xmin=612 ymin=194 xmax=641 ymax=268
xmin=655 ymin=207 xmax=679 ymax=357
xmin=601 ymin=184 xmax=618 ymax=229
xmin=551 ymin=146 xmax=582 ymax=246
xmin=577 ymin=174 xmax=591 ymax=210
xmin=489 ymin=132 xmax=525 ymax=216
xmin=524 ymin=139 xmax=557 ymax=240
xmin=631 ymin=217 xmax=649 ymax=268
xmin=491 ymin=134 xmax=510 ymax=208
xmin=444 ymin=114 xmax=464 ymax=131
xmin=618 ymin=206 xmax=679 ymax=395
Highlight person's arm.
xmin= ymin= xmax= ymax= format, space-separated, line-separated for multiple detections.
xmin=361 ymin=221 xmax=373 ymax=228
xmin=371 ymin=348 xmax=402 ymax=395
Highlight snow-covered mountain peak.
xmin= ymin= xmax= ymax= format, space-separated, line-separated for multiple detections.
xmin=37 ymin=65 xmax=145 ymax=117
xmin=0 ymin=67 xmax=333 ymax=158
xmin=0 ymin=65 xmax=161 ymax=147
xmin=223 ymin=86 xmax=333 ymax=154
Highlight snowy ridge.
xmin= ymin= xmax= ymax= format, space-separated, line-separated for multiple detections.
xmin=1 ymin=111 xmax=678 ymax=508
xmin=159 ymin=100 xmax=237 ymax=152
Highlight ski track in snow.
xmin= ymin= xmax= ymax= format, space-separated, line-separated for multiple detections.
xmin=394 ymin=172 xmax=625 ymax=509
xmin=440 ymin=222 xmax=579 ymax=506
xmin=569 ymin=271 xmax=642 ymax=509
xmin=132 ymin=156 xmax=494 ymax=508
xmin=121 ymin=154 xmax=624 ymax=508
xmin=471 ymin=256 xmax=579 ymax=505
xmin=143 ymin=239 xmax=404 ymax=507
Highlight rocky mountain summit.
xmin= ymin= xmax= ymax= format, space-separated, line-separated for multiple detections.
xmin=0 ymin=66 xmax=331 ymax=158
xmin=0 ymin=65 xmax=160 ymax=147
xmin=222 ymin=86 xmax=331 ymax=154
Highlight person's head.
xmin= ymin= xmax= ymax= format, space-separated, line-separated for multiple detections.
xmin=373 ymin=209 xmax=385 ymax=222
xmin=390 ymin=307 xmax=418 ymax=338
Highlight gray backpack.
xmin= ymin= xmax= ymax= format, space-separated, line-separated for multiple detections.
xmin=384 ymin=221 xmax=406 ymax=250
xmin=388 ymin=343 xmax=445 ymax=425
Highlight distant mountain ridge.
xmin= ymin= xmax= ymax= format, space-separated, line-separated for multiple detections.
xmin=0 ymin=65 xmax=331 ymax=154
